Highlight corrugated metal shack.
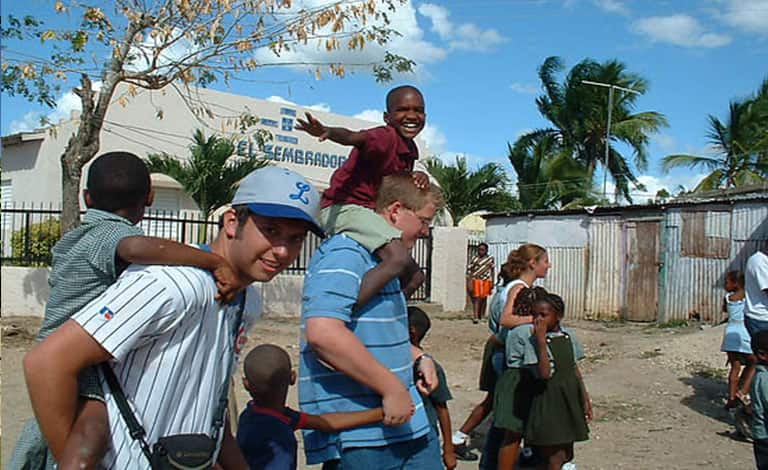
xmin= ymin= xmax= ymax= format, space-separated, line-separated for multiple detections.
xmin=484 ymin=187 xmax=767 ymax=323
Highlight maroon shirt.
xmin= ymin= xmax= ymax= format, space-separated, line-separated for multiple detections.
xmin=321 ymin=125 xmax=418 ymax=209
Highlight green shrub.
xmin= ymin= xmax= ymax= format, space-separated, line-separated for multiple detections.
xmin=10 ymin=218 xmax=61 ymax=265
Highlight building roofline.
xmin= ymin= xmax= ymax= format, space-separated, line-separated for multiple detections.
xmin=1 ymin=131 xmax=47 ymax=146
xmin=484 ymin=186 xmax=768 ymax=219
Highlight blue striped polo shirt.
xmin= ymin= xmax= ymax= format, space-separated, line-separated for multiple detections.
xmin=298 ymin=234 xmax=431 ymax=464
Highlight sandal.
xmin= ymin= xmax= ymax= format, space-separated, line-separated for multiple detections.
xmin=454 ymin=444 xmax=479 ymax=461
xmin=737 ymin=392 xmax=752 ymax=408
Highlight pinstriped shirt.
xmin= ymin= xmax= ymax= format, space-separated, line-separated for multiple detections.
xmin=298 ymin=234 xmax=430 ymax=464
xmin=71 ymin=264 xmax=261 ymax=469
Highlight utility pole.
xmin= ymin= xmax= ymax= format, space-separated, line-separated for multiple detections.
xmin=582 ymin=80 xmax=640 ymax=203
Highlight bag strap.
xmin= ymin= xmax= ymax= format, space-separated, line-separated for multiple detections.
xmin=100 ymin=363 xmax=154 ymax=461
xmin=101 ymin=291 xmax=247 ymax=462
xmin=211 ymin=293 xmax=246 ymax=440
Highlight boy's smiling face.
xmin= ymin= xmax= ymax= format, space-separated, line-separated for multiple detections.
xmin=384 ymin=88 xmax=425 ymax=140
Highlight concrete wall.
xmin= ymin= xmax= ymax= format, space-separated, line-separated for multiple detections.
xmin=1 ymin=266 xmax=50 ymax=317
xmin=430 ymin=226 xmax=469 ymax=312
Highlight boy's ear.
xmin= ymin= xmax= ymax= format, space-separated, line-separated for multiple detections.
xmin=145 ymin=188 xmax=155 ymax=207
xmin=242 ymin=376 xmax=251 ymax=391
xmin=290 ymin=370 xmax=297 ymax=386
xmin=383 ymin=110 xmax=390 ymax=125
xmin=222 ymin=209 xmax=238 ymax=238
xmin=83 ymin=189 xmax=94 ymax=208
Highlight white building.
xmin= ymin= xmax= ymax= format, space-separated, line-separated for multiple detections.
xmin=1 ymin=84 xmax=433 ymax=214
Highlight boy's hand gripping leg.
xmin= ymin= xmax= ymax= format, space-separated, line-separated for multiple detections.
xmin=57 ymin=399 xmax=110 ymax=470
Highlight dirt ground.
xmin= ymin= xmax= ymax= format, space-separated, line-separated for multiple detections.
xmin=1 ymin=311 xmax=754 ymax=469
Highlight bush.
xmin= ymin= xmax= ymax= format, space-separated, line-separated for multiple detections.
xmin=10 ymin=218 xmax=61 ymax=265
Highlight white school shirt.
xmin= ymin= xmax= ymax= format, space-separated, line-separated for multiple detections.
xmin=72 ymin=264 xmax=261 ymax=469
xmin=746 ymin=251 xmax=768 ymax=321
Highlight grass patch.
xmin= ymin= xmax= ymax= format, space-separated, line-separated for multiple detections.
xmin=656 ymin=319 xmax=689 ymax=329
xmin=592 ymin=399 xmax=647 ymax=423
xmin=688 ymin=361 xmax=727 ymax=381
xmin=640 ymin=349 xmax=663 ymax=359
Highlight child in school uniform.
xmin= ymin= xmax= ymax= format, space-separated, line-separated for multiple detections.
xmin=492 ymin=286 xmax=545 ymax=470
xmin=721 ymin=270 xmax=756 ymax=409
xmin=526 ymin=292 xmax=592 ymax=470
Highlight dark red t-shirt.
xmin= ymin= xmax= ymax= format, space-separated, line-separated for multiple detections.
xmin=321 ymin=125 xmax=418 ymax=209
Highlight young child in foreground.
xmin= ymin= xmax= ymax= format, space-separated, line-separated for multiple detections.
xmin=720 ymin=270 xmax=755 ymax=409
xmin=296 ymin=85 xmax=430 ymax=308
xmin=526 ymin=292 xmax=592 ymax=470
xmin=407 ymin=306 xmax=458 ymax=470
xmin=11 ymin=152 xmax=244 ymax=470
xmin=751 ymin=331 xmax=768 ymax=470
xmin=237 ymin=344 xmax=384 ymax=470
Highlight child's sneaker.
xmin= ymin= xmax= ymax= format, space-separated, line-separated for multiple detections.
xmin=453 ymin=443 xmax=479 ymax=461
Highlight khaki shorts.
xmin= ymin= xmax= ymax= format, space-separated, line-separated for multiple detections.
xmin=320 ymin=204 xmax=401 ymax=252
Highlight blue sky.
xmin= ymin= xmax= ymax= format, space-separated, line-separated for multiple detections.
xmin=2 ymin=0 xmax=767 ymax=200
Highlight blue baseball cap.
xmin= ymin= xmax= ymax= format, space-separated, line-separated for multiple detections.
xmin=231 ymin=165 xmax=324 ymax=237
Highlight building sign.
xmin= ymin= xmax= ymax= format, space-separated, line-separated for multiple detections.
xmin=236 ymin=106 xmax=348 ymax=169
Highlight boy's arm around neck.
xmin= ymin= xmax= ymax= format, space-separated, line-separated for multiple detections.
xmin=303 ymin=408 xmax=384 ymax=432
xmin=117 ymin=236 xmax=244 ymax=302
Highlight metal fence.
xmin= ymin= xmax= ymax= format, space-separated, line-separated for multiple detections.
xmin=1 ymin=204 xmax=433 ymax=300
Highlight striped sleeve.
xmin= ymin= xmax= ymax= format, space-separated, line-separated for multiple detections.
xmin=72 ymin=267 xmax=186 ymax=361
xmin=302 ymin=245 xmax=368 ymax=323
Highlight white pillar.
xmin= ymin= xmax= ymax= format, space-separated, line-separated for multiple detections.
xmin=430 ymin=227 xmax=469 ymax=312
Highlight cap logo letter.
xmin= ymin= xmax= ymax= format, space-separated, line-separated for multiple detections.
xmin=289 ymin=182 xmax=311 ymax=205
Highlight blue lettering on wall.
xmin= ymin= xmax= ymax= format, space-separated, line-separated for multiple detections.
xmin=235 ymin=140 xmax=347 ymax=169
xmin=276 ymin=134 xmax=298 ymax=144
xmin=281 ymin=117 xmax=294 ymax=132
xmin=237 ymin=140 xmax=248 ymax=157
xmin=260 ymin=118 xmax=278 ymax=128
xmin=280 ymin=107 xmax=297 ymax=117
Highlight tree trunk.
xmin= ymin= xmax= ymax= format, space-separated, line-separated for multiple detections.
xmin=59 ymin=73 xmax=123 ymax=233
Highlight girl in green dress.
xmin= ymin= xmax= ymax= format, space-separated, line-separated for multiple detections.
xmin=527 ymin=292 xmax=592 ymax=470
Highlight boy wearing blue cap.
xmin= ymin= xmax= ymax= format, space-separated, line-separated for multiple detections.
xmin=24 ymin=165 xmax=323 ymax=469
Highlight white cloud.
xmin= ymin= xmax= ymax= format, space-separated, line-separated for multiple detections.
xmin=266 ymin=95 xmax=331 ymax=113
xmin=417 ymin=3 xmax=452 ymax=39
xmin=509 ymin=82 xmax=539 ymax=94
xmin=418 ymin=2 xmax=506 ymax=52
xmin=632 ymin=14 xmax=732 ymax=48
xmin=420 ymin=123 xmax=447 ymax=155
xmin=353 ymin=109 xmax=384 ymax=124
xmin=8 ymin=83 xmax=102 ymax=134
xmin=593 ymin=0 xmax=630 ymax=16
xmin=718 ymin=0 xmax=768 ymax=36
xmin=253 ymin=1 xmax=447 ymax=77
xmin=126 ymin=28 xmax=200 ymax=73
xmin=653 ymin=133 xmax=677 ymax=152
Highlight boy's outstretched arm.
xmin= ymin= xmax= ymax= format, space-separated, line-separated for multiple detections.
xmin=435 ymin=403 xmax=457 ymax=470
xmin=23 ymin=320 xmax=112 ymax=461
xmin=303 ymin=408 xmax=385 ymax=433
xmin=295 ymin=112 xmax=367 ymax=148
xmin=117 ymin=236 xmax=245 ymax=302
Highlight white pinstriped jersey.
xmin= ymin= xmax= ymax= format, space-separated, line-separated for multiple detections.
xmin=72 ymin=264 xmax=261 ymax=469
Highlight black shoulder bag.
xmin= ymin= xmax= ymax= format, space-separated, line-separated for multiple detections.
xmin=101 ymin=295 xmax=245 ymax=469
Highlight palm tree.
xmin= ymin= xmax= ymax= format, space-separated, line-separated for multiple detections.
xmin=507 ymin=133 xmax=602 ymax=209
xmin=516 ymin=56 xmax=667 ymax=202
xmin=424 ymin=156 xmax=518 ymax=224
xmin=662 ymin=77 xmax=768 ymax=191
xmin=147 ymin=129 xmax=268 ymax=219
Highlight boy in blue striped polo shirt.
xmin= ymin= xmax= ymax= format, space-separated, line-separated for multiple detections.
xmin=299 ymin=173 xmax=446 ymax=469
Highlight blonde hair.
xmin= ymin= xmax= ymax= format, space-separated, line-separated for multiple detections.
xmin=375 ymin=173 xmax=445 ymax=213
xmin=499 ymin=243 xmax=547 ymax=283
